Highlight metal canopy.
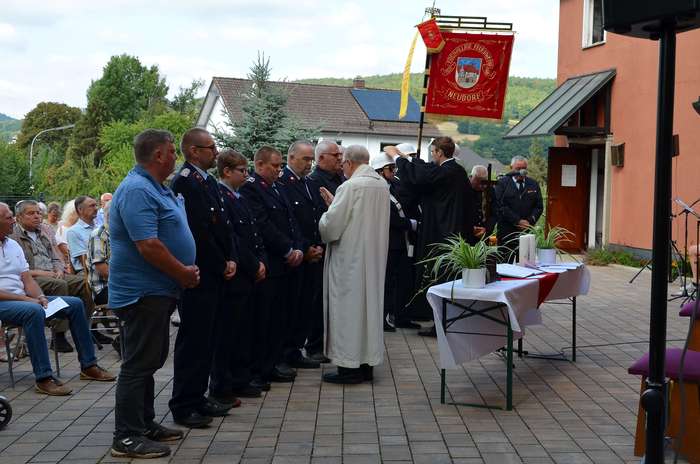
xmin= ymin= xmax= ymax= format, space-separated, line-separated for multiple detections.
xmin=503 ymin=69 xmax=616 ymax=139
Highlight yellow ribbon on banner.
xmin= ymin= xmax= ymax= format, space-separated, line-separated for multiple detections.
xmin=399 ymin=30 xmax=420 ymax=120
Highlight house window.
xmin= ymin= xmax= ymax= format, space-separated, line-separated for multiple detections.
xmin=582 ymin=0 xmax=605 ymax=48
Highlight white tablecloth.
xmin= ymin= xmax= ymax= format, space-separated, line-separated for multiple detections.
xmin=427 ymin=265 xmax=591 ymax=369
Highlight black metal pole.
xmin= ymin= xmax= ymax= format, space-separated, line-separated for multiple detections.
xmin=642 ymin=23 xmax=676 ymax=464
xmin=416 ymin=53 xmax=431 ymax=158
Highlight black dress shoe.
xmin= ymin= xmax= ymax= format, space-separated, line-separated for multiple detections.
xmin=322 ymin=367 xmax=364 ymax=384
xmin=50 ymin=334 xmax=74 ymax=353
xmin=289 ymin=356 xmax=321 ymax=369
xmin=418 ymin=326 xmax=437 ymax=338
xmin=274 ymin=363 xmax=297 ymax=376
xmin=250 ymin=376 xmax=271 ymax=391
xmin=173 ymin=411 xmax=212 ymax=428
xmin=395 ymin=320 xmax=422 ymax=329
xmin=383 ymin=322 xmax=396 ymax=332
xmin=360 ymin=364 xmax=374 ymax=381
xmin=268 ymin=369 xmax=295 ymax=383
xmin=231 ymin=385 xmax=262 ymax=398
xmin=198 ymin=399 xmax=232 ymax=417
xmin=307 ymin=352 xmax=331 ymax=364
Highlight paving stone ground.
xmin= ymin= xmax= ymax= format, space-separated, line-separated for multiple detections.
xmin=0 ymin=264 xmax=692 ymax=463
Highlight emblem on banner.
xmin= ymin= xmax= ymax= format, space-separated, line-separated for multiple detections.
xmin=455 ymin=57 xmax=482 ymax=89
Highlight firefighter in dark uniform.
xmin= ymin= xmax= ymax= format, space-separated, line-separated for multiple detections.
xmin=216 ymin=149 xmax=271 ymax=397
xmin=240 ymin=146 xmax=304 ymax=382
xmin=307 ymin=140 xmax=344 ymax=195
xmin=168 ymin=128 xmax=238 ymax=429
xmin=494 ymin=155 xmax=544 ymax=262
xmin=371 ymin=153 xmax=420 ymax=332
xmin=278 ymin=141 xmax=326 ymax=367
xmin=305 ymin=140 xmax=344 ymax=358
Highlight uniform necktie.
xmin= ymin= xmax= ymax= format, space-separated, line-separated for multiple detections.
xmin=517 ymin=180 xmax=524 ymax=192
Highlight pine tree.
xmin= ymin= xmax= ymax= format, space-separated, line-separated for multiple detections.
xmin=215 ymin=53 xmax=320 ymax=158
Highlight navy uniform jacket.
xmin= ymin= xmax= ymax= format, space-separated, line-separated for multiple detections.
xmin=171 ymin=161 xmax=237 ymax=284
xmin=239 ymin=172 xmax=302 ymax=278
xmin=307 ymin=166 xmax=344 ymax=213
xmin=219 ymin=183 xmax=268 ymax=282
xmin=494 ymin=175 xmax=544 ymax=242
xmin=278 ymin=167 xmax=323 ymax=250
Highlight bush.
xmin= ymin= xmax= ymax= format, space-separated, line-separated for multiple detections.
xmin=585 ymin=247 xmax=647 ymax=267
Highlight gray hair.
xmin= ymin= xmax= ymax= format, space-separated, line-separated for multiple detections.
xmin=61 ymin=199 xmax=78 ymax=226
xmin=470 ymin=165 xmax=488 ymax=178
xmin=288 ymin=140 xmax=313 ymax=158
xmin=314 ymin=140 xmax=339 ymax=162
xmin=343 ymin=145 xmax=370 ymax=164
xmin=15 ymin=199 xmax=39 ymax=216
xmin=511 ymin=155 xmax=528 ymax=166
xmin=134 ymin=129 xmax=175 ymax=164
xmin=0 ymin=202 xmax=9 ymax=214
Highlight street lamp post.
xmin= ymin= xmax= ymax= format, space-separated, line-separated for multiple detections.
xmin=29 ymin=124 xmax=75 ymax=192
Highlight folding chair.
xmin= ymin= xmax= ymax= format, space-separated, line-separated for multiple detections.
xmin=2 ymin=319 xmax=62 ymax=389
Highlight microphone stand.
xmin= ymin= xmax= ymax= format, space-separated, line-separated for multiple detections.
xmin=669 ymin=198 xmax=700 ymax=302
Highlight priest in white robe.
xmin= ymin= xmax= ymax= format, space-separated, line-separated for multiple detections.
xmin=318 ymin=145 xmax=390 ymax=384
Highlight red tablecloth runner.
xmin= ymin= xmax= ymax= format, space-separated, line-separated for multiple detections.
xmin=501 ymin=273 xmax=559 ymax=307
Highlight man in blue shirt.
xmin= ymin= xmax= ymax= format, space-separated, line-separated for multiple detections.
xmin=110 ymin=129 xmax=200 ymax=459
xmin=66 ymin=196 xmax=97 ymax=274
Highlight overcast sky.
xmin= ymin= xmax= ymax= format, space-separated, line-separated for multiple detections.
xmin=0 ymin=0 xmax=559 ymax=119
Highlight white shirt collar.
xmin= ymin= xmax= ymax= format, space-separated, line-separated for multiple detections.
xmin=191 ymin=163 xmax=209 ymax=180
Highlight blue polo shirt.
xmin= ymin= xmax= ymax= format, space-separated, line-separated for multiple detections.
xmin=108 ymin=165 xmax=196 ymax=309
xmin=66 ymin=219 xmax=95 ymax=271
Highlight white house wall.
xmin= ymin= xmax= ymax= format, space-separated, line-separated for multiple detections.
xmin=319 ymin=133 xmax=434 ymax=161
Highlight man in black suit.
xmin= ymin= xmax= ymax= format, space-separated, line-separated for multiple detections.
xmin=494 ymin=155 xmax=544 ymax=263
xmin=216 ymin=149 xmax=271 ymax=398
xmin=240 ymin=146 xmax=304 ymax=383
xmin=390 ymin=137 xmax=478 ymax=337
xmin=168 ymin=128 xmax=238 ymax=428
xmin=278 ymin=141 xmax=326 ymax=367
xmin=308 ymin=140 xmax=344 ymax=196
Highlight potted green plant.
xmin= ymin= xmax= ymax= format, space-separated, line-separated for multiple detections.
xmin=527 ymin=224 xmax=574 ymax=265
xmin=421 ymin=234 xmax=500 ymax=289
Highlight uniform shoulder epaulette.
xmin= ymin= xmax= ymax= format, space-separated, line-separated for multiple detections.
xmin=180 ymin=168 xmax=190 ymax=177
xmin=246 ymin=177 xmax=255 ymax=183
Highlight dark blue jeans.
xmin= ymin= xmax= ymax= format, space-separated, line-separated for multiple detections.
xmin=0 ymin=296 xmax=96 ymax=380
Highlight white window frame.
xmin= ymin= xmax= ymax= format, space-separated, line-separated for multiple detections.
xmin=582 ymin=0 xmax=606 ymax=49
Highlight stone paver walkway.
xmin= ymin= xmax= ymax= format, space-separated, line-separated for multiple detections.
xmin=0 ymin=264 xmax=692 ymax=463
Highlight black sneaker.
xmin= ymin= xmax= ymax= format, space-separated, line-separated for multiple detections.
xmin=111 ymin=436 xmax=171 ymax=458
xmin=144 ymin=422 xmax=184 ymax=442
xmin=50 ymin=334 xmax=74 ymax=353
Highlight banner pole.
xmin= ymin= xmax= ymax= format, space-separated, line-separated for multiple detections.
xmin=416 ymin=53 xmax=431 ymax=159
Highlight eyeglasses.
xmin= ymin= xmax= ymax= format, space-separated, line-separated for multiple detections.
xmin=195 ymin=144 xmax=218 ymax=153
xmin=383 ymin=165 xmax=397 ymax=173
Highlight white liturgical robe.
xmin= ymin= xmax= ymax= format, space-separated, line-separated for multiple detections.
xmin=319 ymin=164 xmax=390 ymax=368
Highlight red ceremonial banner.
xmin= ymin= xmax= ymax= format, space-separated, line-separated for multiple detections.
xmin=425 ymin=32 xmax=514 ymax=120
xmin=417 ymin=18 xmax=445 ymax=54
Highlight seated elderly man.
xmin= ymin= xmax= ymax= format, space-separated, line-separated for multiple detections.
xmin=9 ymin=200 xmax=100 ymax=352
xmin=0 ymin=202 xmax=115 ymax=395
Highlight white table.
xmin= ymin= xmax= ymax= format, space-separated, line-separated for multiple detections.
xmin=426 ymin=264 xmax=590 ymax=410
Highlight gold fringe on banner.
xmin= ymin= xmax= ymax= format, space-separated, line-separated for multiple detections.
xmin=399 ymin=30 xmax=420 ymax=120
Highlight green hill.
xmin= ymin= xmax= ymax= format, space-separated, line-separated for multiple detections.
xmin=296 ymin=73 xmax=555 ymax=167
xmin=0 ymin=114 xmax=21 ymax=142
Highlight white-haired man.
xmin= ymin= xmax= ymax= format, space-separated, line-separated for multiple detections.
xmin=318 ymin=145 xmax=390 ymax=384
xmin=308 ymin=140 xmax=344 ymax=198
xmin=494 ymin=155 xmax=544 ymax=262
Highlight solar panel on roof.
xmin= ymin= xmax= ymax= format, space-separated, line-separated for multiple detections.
xmin=350 ymin=89 xmax=421 ymax=123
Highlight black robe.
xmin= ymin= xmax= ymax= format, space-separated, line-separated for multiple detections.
xmin=395 ymin=157 xmax=476 ymax=319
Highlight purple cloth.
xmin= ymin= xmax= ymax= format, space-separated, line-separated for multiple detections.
xmin=628 ymin=347 xmax=700 ymax=382
xmin=679 ymin=300 xmax=700 ymax=318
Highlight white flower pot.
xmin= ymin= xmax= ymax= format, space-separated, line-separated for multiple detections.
xmin=462 ymin=268 xmax=486 ymax=288
xmin=537 ymin=248 xmax=557 ymax=265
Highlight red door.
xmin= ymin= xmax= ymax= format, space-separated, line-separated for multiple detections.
xmin=546 ymin=147 xmax=592 ymax=252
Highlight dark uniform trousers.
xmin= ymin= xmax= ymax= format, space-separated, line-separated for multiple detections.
xmin=239 ymin=173 xmax=302 ymax=378
xmin=169 ymin=163 xmax=237 ymax=417
xmin=217 ymin=183 xmax=269 ymax=387
xmin=279 ymin=167 xmax=325 ymax=362
xmin=302 ymin=261 xmax=324 ymax=356
xmin=385 ymin=249 xmax=412 ymax=324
